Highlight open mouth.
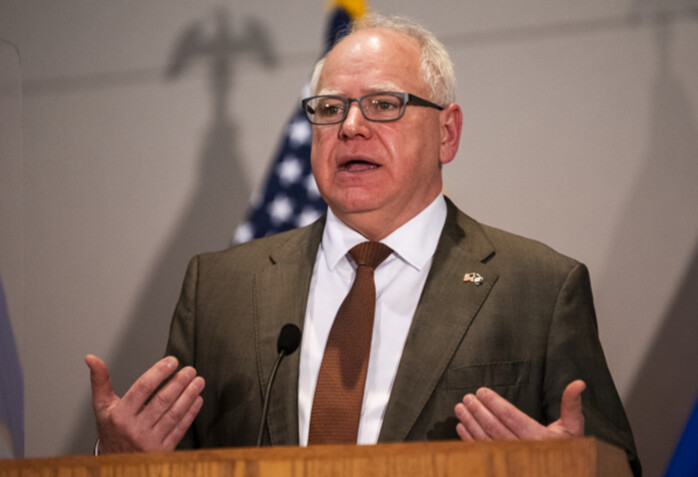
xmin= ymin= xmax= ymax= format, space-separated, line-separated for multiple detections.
xmin=339 ymin=159 xmax=380 ymax=172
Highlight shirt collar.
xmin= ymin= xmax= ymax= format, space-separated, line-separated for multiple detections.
xmin=322 ymin=194 xmax=447 ymax=271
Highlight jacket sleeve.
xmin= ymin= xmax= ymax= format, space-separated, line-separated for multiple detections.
xmin=164 ymin=255 xmax=200 ymax=449
xmin=544 ymin=262 xmax=641 ymax=476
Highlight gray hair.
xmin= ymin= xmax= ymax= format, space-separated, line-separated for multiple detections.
xmin=309 ymin=13 xmax=456 ymax=106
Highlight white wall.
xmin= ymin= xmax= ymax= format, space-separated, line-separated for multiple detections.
xmin=1 ymin=1 xmax=696 ymax=475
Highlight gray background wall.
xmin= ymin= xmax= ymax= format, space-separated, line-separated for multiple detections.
xmin=1 ymin=1 xmax=697 ymax=475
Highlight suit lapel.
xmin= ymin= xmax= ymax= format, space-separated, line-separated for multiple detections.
xmin=379 ymin=201 xmax=498 ymax=442
xmin=254 ymin=220 xmax=324 ymax=446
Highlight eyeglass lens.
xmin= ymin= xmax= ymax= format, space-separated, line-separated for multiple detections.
xmin=306 ymin=92 xmax=407 ymax=124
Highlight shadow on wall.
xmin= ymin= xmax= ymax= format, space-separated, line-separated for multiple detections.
xmin=600 ymin=6 xmax=698 ymax=476
xmin=625 ymin=244 xmax=698 ymax=476
xmin=66 ymin=8 xmax=276 ymax=454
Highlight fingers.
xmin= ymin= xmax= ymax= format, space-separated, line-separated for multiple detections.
xmin=455 ymin=380 xmax=588 ymax=444
xmin=85 ymin=354 xmax=117 ymax=412
xmin=455 ymin=387 xmax=550 ymax=441
xmin=455 ymin=421 xmax=474 ymax=441
xmin=160 ymin=394 xmax=204 ymax=450
xmin=455 ymin=400 xmax=496 ymax=441
xmin=120 ymin=356 xmax=180 ymax=414
xmin=476 ymin=387 xmax=547 ymax=440
xmin=143 ymin=366 xmax=205 ymax=428
xmin=92 ymin=356 xmax=205 ymax=453
xmin=558 ymin=380 xmax=585 ymax=436
xmin=460 ymin=390 xmax=520 ymax=440
xmin=142 ymin=367 xmax=205 ymax=450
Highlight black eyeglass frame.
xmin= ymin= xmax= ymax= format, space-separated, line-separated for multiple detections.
xmin=301 ymin=91 xmax=444 ymax=125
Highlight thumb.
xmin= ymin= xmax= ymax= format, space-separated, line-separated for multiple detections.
xmin=559 ymin=380 xmax=586 ymax=436
xmin=85 ymin=354 xmax=118 ymax=412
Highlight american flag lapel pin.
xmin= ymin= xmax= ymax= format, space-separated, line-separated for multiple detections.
xmin=463 ymin=272 xmax=484 ymax=286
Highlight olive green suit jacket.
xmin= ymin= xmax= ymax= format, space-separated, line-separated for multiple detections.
xmin=166 ymin=199 xmax=639 ymax=474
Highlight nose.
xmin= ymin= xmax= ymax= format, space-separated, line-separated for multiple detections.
xmin=339 ymin=100 xmax=371 ymax=139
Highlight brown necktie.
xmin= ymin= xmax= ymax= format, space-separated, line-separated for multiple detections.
xmin=307 ymin=241 xmax=392 ymax=444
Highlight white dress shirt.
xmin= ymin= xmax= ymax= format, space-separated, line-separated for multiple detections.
xmin=298 ymin=194 xmax=447 ymax=445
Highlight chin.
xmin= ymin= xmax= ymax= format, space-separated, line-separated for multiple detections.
xmin=329 ymin=193 xmax=385 ymax=216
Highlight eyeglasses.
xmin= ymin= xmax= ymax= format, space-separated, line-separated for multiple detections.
xmin=301 ymin=91 xmax=444 ymax=125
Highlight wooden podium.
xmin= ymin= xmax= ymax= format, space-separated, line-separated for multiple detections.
xmin=0 ymin=438 xmax=632 ymax=477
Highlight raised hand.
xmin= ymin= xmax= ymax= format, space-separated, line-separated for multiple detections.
xmin=85 ymin=354 xmax=204 ymax=454
xmin=455 ymin=380 xmax=585 ymax=441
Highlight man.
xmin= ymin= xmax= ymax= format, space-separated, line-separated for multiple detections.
xmin=86 ymin=13 xmax=640 ymax=474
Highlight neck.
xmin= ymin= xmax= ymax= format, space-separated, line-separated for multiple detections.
xmin=332 ymin=193 xmax=442 ymax=241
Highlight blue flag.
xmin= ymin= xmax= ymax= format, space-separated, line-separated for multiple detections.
xmin=234 ymin=2 xmax=366 ymax=243
xmin=665 ymin=398 xmax=698 ymax=477
xmin=0 ymin=277 xmax=23 ymax=458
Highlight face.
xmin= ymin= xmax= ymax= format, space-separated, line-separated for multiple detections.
xmin=310 ymin=28 xmax=462 ymax=240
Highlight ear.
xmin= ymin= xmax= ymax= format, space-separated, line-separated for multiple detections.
xmin=438 ymin=103 xmax=463 ymax=166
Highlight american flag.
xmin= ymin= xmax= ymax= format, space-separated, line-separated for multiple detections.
xmin=233 ymin=105 xmax=324 ymax=243
xmin=233 ymin=3 xmax=366 ymax=243
xmin=665 ymin=398 xmax=698 ymax=476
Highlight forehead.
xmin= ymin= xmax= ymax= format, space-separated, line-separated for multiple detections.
xmin=318 ymin=28 xmax=426 ymax=95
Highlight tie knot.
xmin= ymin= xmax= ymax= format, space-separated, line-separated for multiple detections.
xmin=349 ymin=241 xmax=392 ymax=269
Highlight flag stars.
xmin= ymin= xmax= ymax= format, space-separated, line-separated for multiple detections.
xmin=233 ymin=102 xmax=326 ymax=244
xmin=289 ymin=118 xmax=311 ymax=146
xmin=277 ymin=156 xmax=304 ymax=185
xmin=267 ymin=194 xmax=294 ymax=225
xmin=305 ymin=174 xmax=321 ymax=197
xmin=234 ymin=222 xmax=254 ymax=244
xmin=296 ymin=206 xmax=322 ymax=227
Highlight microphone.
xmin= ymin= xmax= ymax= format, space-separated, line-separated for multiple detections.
xmin=256 ymin=323 xmax=302 ymax=446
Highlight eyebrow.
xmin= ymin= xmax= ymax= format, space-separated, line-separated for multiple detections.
xmin=316 ymin=88 xmax=340 ymax=96
xmin=368 ymin=82 xmax=403 ymax=93
xmin=316 ymin=83 xmax=405 ymax=97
